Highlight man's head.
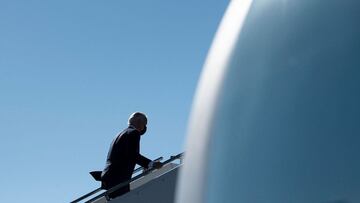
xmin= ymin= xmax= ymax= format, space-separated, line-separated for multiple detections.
xmin=128 ymin=112 xmax=148 ymax=135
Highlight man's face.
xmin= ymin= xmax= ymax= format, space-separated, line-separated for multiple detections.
xmin=139 ymin=124 xmax=147 ymax=135
xmin=139 ymin=120 xmax=147 ymax=135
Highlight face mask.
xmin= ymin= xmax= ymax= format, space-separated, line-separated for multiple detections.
xmin=140 ymin=126 xmax=147 ymax=135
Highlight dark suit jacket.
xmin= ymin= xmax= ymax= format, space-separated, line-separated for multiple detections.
xmin=101 ymin=126 xmax=151 ymax=189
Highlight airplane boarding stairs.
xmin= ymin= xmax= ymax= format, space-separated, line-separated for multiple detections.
xmin=71 ymin=153 xmax=183 ymax=203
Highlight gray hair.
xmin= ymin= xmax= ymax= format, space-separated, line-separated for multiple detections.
xmin=128 ymin=112 xmax=147 ymax=126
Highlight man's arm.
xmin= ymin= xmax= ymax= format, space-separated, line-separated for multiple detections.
xmin=136 ymin=154 xmax=151 ymax=168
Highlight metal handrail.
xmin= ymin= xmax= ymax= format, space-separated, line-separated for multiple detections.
xmin=70 ymin=157 xmax=163 ymax=203
xmin=71 ymin=188 xmax=103 ymax=203
xmin=71 ymin=153 xmax=183 ymax=203
xmin=132 ymin=156 xmax=164 ymax=174
xmin=84 ymin=153 xmax=183 ymax=203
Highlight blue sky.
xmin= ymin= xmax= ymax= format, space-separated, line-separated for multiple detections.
xmin=0 ymin=0 xmax=228 ymax=202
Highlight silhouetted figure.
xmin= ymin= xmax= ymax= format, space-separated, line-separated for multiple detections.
xmin=101 ymin=112 xmax=161 ymax=199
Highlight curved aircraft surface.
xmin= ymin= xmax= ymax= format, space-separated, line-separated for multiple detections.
xmin=177 ymin=0 xmax=360 ymax=202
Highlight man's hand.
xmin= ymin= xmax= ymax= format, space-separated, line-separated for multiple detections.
xmin=148 ymin=161 xmax=163 ymax=169
xmin=153 ymin=161 xmax=163 ymax=169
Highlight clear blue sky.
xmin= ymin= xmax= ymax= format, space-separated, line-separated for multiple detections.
xmin=0 ymin=0 xmax=228 ymax=202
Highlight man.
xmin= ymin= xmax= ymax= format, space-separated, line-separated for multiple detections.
xmin=101 ymin=112 xmax=162 ymax=199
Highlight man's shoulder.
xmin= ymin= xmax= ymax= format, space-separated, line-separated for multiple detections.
xmin=117 ymin=127 xmax=139 ymax=139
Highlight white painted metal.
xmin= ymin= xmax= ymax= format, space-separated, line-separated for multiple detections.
xmin=130 ymin=163 xmax=179 ymax=190
xmin=109 ymin=166 xmax=179 ymax=203
xmin=91 ymin=197 xmax=107 ymax=203
xmin=177 ymin=0 xmax=360 ymax=202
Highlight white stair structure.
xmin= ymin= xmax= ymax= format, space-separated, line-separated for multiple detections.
xmin=71 ymin=153 xmax=183 ymax=203
xmin=109 ymin=164 xmax=179 ymax=203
